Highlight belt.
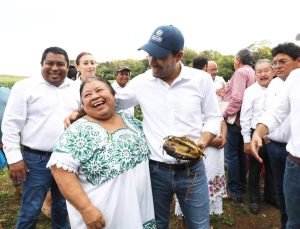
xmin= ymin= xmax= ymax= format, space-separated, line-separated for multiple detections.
xmin=149 ymin=159 xmax=199 ymax=170
xmin=23 ymin=146 xmax=52 ymax=157
xmin=270 ymin=140 xmax=287 ymax=147
xmin=288 ymin=153 xmax=300 ymax=165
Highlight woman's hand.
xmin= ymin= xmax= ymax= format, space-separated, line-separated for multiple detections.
xmin=80 ymin=204 xmax=105 ymax=229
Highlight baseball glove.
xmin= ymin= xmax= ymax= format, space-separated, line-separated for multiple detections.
xmin=163 ymin=136 xmax=205 ymax=161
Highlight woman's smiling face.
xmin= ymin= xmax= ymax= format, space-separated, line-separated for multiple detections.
xmin=81 ymin=80 xmax=115 ymax=120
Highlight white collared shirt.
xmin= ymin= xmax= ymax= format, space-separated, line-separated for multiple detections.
xmin=116 ymin=63 xmax=222 ymax=163
xmin=213 ymin=76 xmax=226 ymax=102
xmin=260 ymin=69 xmax=300 ymax=157
xmin=111 ymin=81 xmax=135 ymax=116
xmin=2 ymin=76 xmax=81 ymax=164
xmin=240 ymin=82 xmax=267 ymax=143
xmin=264 ymin=77 xmax=290 ymax=143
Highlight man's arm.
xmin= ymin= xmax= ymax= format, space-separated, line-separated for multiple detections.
xmin=115 ymin=77 xmax=139 ymax=111
xmin=201 ymin=76 xmax=223 ymax=137
xmin=223 ymin=72 xmax=247 ymax=118
xmin=251 ymin=123 xmax=269 ymax=163
xmin=2 ymin=82 xmax=29 ymax=182
xmin=240 ymin=88 xmax=253 ymax=154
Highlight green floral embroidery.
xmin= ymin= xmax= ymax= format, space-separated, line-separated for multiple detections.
xmin=143 ymin=219 xmax=156 ymax=229
xmin=54 ymin=112 xmax=150 ymax=186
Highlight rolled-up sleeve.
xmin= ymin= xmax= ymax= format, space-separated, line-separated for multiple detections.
xmin=259 ymin=80 xmax=290 ymax=132
xmin=2 ymin=82 xmax=27 ymax=164
xmin=202 ymin=77 xmax=223 ymax=135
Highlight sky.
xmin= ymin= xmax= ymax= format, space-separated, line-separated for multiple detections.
xmin=0 ymin=0 xmax=299 ymax=76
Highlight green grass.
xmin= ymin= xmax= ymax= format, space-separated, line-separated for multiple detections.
xmin=0 ymin=75 xmax=26 ymax=88
xmin=0 ymin=169 xmax=51 ymax=229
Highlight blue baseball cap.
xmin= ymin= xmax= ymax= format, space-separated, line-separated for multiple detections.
xmin=138 ymin=25 xmax=184 ymax=58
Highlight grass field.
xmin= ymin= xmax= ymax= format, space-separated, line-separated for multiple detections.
xmin=0 ymin=167 xmax=281 ymax=229
xmin=0 ymin=75 xmax=280 ymax=229
xmin=0 ymin=75 xmax=26 ymax=88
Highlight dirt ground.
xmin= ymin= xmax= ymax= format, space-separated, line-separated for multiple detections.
xmin=0 ymin=168 xmax=280 ymax=229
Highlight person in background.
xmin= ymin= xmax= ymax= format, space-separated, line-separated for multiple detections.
xmin=48 ymin=77 xmax=155 ymax=229
xmin=2 ymin=47 xmax=80 ymax=228
xmin=223 ymin=48 xmax=256 ymax=202
xmin=67 ymin=65 xmax=78 ymax=81
xmin=207 ymin=60 xmax=226 ymax=102
xmin=74 ymin=52 xmax=97 ymax=89
xmin=192 ymin=56 xmax=208 ymax=71
xmin=240 ymin=59 xmax=276 ymax=214
xmin=261 ymin=42 xmax=300 ymax=228
xmin=251 ymin=67 xmax=300 ymax=228
xmin=111 ymin=65 xmax=134 ymax=116
xmin=0 ymin=86 xmax=10 ymax=169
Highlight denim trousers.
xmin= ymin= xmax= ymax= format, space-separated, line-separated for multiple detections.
xmin=284 ymin=156 xmax=300 ymax=229
xmin=248 ymin=141 xmax=277 ymax=204
xmin=224 ymin=123 xmax=246 ymax=198
xmin=266 ymin=141 xmax=288 ymax=229
xmin=149 ymin=159 xmax=209 ymax=229
xmin=17 ymin=151 xmax=69 ymax=229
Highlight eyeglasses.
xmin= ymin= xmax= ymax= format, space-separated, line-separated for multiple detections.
xmin=272 ymin=59 xmax=291 ymax=67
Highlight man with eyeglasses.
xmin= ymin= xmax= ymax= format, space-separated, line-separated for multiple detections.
xmin=251 ymin=42 xmax=300 ymax=229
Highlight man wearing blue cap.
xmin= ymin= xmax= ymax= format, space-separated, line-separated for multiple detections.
xmin=116 ymin=25 xmax=222 ymax=228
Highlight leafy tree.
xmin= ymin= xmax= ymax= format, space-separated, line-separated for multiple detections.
xmin=247 ymin=40 xmax=272 ymax=64
xmin=182 ymin=48 xmax=198 ymax=66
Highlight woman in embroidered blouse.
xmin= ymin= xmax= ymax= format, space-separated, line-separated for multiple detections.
xmin=47 ymin=77 xmax=156 ymax=229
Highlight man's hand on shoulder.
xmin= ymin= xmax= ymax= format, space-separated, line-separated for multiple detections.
xmin=64 ymin=108 xmax=86 ymax=129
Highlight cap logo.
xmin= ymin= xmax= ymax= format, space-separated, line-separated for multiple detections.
xmin=151 ymin=29 xmax=163 ymax=43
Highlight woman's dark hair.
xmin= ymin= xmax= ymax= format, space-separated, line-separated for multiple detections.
xmin=80 ymin=77 xmax=116 ymax=98
xmin=41 ymin=47 xmax=69 ymax=65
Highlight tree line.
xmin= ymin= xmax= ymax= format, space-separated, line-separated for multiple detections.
xmin=87 ymin=40 xmax=272 ymax=82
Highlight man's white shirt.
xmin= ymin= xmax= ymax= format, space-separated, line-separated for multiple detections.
xmin=264 ymin=77 xmax=291 ymax=143
xmin=111 ymin=81 xmax=134 ymax=116
xmin=260 ymin=69 xmax=300 ymax=157
xmin=1 ymin=76 xmax=81 ymax=164
xmin=240 ymin=82 xmax=267 ymax=143
xmin=213 ymin=76 xmax=226 ymax=102
xmin=115 ymin=63 xmax=222 ymax=163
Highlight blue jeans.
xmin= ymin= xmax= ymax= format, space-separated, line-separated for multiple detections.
xmin=284 ymin=156 xmax=300 ymax=229
xmin=248 ymin=142 xmax=276 ymax=204
xmin=17 ymin=151 xmax=69 ymax=229
xmin=267 ymin=141 xmax=288 ymax=229
xmin=150 ymin=160 xmax=209 ymax=229
xmin=224 ymin=123 xmax=246 ymax=198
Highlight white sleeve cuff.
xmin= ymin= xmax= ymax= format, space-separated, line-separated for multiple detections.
xmin=5 ymin=151 xmax=23 ymax=165
xmin=46 ymin=153 xmax=79 ymax=174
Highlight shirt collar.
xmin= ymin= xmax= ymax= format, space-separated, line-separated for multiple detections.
xmin=36 ymin=75 xmax=71 ymax=88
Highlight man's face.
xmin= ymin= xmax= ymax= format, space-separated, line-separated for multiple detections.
xmin=148 ymin=53 xmax=178 ymax=79
xmin=207 ymin=62 xmax=218 ymax=79
xmin=41 ymin=52 xmax=68 ymax=86
xmin=273 ymin=54 xmax=300 ymax=81
xmin=255 ymin=62 xmax=274 ymax=88
xmin=116 ymin=70 xmax=130 ymax=88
